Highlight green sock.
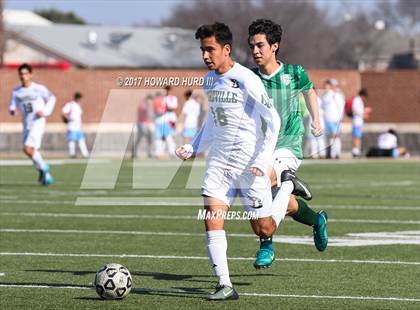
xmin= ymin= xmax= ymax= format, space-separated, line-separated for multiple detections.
xmin=292 ymin=199 xmax=318 ymax=226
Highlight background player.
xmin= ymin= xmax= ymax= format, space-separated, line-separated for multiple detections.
xmin=8 ymin=63 xmax=56 ymax=185
xmin=62 ymin=92 xmax=89 ymax=158
xmin=176 ymin=22 xmax=280 ymax=301
xmin=247 ymin=19 xmax=328 ymax=269
xmin=321 ymin=79 xmax=345 ymax=159
xmin=179 ymin=90 xmax=201 ymax=144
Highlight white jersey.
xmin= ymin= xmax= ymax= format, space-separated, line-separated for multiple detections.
xmin=377 ymin=132 xmax=397 ymax=149
xmin=321 ymin=89 xmax=345 ymax=123
xmin=164 ymin=94 xmax=178 ymax=126
xmin=62 ymin=101 xmax=83 ymax=131
xmin=351 ymin=96 xmax=364 ymax=127
xmin=9 ymin=82 xmax=56 ymax=131
xmin=192 ymin=62 xmax=280 ymax=173
xmin=182 ymin=98 xmax=200 ymax=129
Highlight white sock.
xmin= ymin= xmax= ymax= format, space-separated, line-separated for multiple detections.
xmin=335 ymin=138 xmax=342 ymax=157
xmin=352 ymin=147 xmax=360 ymax=156
xmin=317 ymin=136 xmax=327 ymax=157
xmin=155 ymin=139 xmax=164 ymax=157
xmin=68 ymin=141 xmax=76 ymax=157
xmin=78 ymin=139 xmax=89 ymax=158
xmin=166 ymin=135 xmax=176 ymax=157
xmin=32 ymin=150 xmax=46 ymax=171
xmin=206 ymin=230 xmax=232 ymax=287
xmin=271 ymin=181 xmax=294 ymax=226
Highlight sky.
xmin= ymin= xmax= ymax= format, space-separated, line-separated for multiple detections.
xmin=5 ymin=0 xmax=376 ymax=26
xmin=5 ymin=0 xmax=186 ymax=25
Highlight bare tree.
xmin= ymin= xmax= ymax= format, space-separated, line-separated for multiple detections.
xmin=162 ymin=0 xmax=337 ymax=68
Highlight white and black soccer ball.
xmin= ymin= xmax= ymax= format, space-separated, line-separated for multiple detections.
xmin=94 ymin=263 xmax=132 ymax=299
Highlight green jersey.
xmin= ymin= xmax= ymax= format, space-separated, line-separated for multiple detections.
xmin=252 ymin=63 xmax=313 ymax=159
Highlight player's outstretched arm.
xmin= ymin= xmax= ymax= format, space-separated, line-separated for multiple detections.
xmin=175 ymin=114 xmax=214 ymax=160
xmin=9 ymin=92 xmax=17 ymax=116
xmin=42 ymin=86 xmax=56 ymax=117
xmin=304 ymin=88 xmax=323 ymax=137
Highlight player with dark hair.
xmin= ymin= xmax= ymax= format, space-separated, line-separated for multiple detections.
xmin=62 ymin=91 xmax=89 ymax=158
xmin=176 ymin=22 xmax=280 ymax=300
xmin=180 ymin=89 xmax=200 ymax=144
xmin=9 ymin=63 xmax=56 ymax=185
xmin=247 ymin=19 xmax=328 ymax=269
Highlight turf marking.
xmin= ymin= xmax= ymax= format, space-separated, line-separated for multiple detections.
xmin=0 ymin=252 xmax=419 ymax=265
xmin=0 ymin=283 xmax=419 ymax=302
xmin=1 ymin=228 xmax=420 ymax=247
xmin=2 ymin=211 xmax=419 ymax=225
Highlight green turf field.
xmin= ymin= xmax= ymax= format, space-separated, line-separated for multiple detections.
xmin=0 ymin=158 xmax=419 ymax=309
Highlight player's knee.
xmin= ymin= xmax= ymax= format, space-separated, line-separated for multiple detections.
xmin=23 ymin=146 xmax=32 ymax=157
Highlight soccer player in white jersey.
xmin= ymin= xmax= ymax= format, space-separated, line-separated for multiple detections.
xmin=9 ymin=63 xmax=56 ymax=185
xmin=175 ymin=22 xmax=280 ymax=301
xmin=321 ymin=79 xmax=345 ymax=159
xmin=62 ymin=92 xmax=89 ymax=158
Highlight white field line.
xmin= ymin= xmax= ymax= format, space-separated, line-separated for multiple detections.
xmin=1 ymin=211 xmax=419 ymax=224
xmin=1 ymin=228 xmax=420 ymax=248
xmin=0 ymin=252 xmax=420 ymax=266
xmin=1 ymin=199 xmax=419 ymax=211
xmin=0 ymin=283 xmax=418 ymax=302
xmin=0 ymin=159 xmax=107 ymax=166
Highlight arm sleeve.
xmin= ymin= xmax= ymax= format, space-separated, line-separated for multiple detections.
xmin=190 ymin=113 xmax=214 ymax=155
xmin=9 ymin=91 xmax=17 ymax=113
xmin=40 ymin=86 xmax=56 ymax=116
xmin=297 ymin=65 xmax=313 ymax=93
xmin=352 ymin=97 xmax=364 ymax=116
xmin=246 ymin=81 xmax=280 ymax=173
xmin=62 ymin=103 xmax=70 ymax=114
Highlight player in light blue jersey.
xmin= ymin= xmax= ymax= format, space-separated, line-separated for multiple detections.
xmin=9 ymin=63 xmax=56 ymax=185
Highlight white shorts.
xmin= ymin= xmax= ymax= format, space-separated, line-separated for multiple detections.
xmin=201 ymin=166 xmax=272 ymax=219
xmin=23 ymin=124 xmax=45 ymax=149
xmin=272 ymin=148 xmax=302 ymax=185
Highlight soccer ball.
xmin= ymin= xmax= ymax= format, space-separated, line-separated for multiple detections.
xmin=94 ymin=263 xmax=132 ymax=299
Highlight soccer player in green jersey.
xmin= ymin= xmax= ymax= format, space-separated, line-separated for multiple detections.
xmin=247 ymin=19 xmax=329 ymax=268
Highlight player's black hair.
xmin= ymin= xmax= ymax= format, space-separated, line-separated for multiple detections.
xmin=359 ymin=88 xmax=368 ymax=97
xmin=164 ymin=85 xmax=172 ymax=91
xmin=74 ymin=92 xmax=83 ymax=100
xmin=248 ymin=19 xmax=283 ymax=55
xmin=195 ymin=22 xmax=233 ymax=50
xmin=388 ymin=128 xmax=397 ymax=136
xmin=184 ymin=90 xmax=193 ymax=99
xmin=18 ymin=63 xmax=32 ymax=73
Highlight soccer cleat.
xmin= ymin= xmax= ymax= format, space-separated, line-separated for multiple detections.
xmin=313 ymin=210 xmax=328 ymax=251
xmin=42 ymin=172 xmax=54 ymax=186
xmin=38 ymin=170 xmax=44 ymax=183
xmin=38 ymin=164 xmax=49 ymax=184
xmin=207 ymin=284 xmax=239 ymax=301
xmin=280 ymin=170 xmax=313 ymax=200
xmin=291 ymin=174 xmax=313 ymax=201
xmin=254 ymin=238 xmax=275 ymax=269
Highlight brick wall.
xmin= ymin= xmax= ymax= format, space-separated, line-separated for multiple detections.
xmin=361 ymin=71 xmax=420 ymax=123
xmin=1 ymin=68 xmax=418 ymax=123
